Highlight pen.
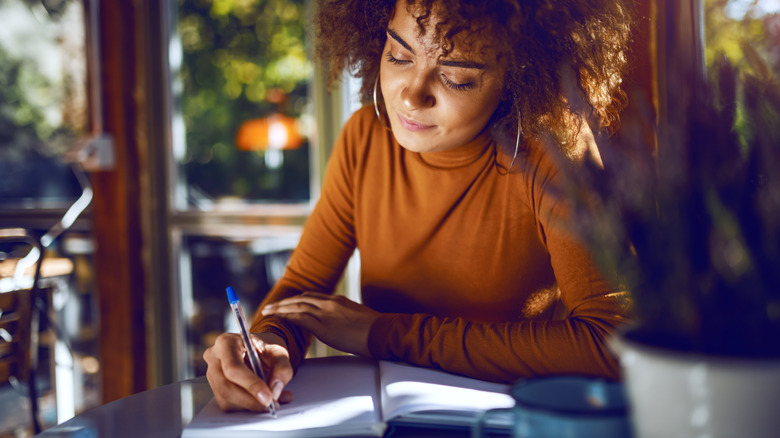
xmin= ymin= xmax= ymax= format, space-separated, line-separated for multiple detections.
xmin=226 ymin=286 xmax=278 ymax=417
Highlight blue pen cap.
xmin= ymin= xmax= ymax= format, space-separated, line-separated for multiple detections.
xmin=226 ymin=286 xmax=239 ymax=304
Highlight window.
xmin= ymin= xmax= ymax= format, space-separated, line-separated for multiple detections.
xmin=172 ymin=0 xmax=315 ymax=208
xmin=703 ymin=0 xmax=779 ymax=139
xmin=0 ymin=0 xmax=100 ymax=434
xmin=707 ymin=2 xmax=778 ymax=64
xmin=0 ymin=0 xmax=86 ymax=207
xmin=704 ymin=1 xmax=779 ymax=76
xmin=165 ymin=0 xmax=328 ymax=380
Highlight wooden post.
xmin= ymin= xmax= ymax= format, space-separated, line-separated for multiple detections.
xmin=88 ymin=0 xmax=149 ymax=403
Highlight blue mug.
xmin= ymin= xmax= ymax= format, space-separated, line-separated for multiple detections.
xmin=472 ymin=377 xmax=631 ymax=438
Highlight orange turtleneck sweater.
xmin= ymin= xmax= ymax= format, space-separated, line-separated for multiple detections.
xmin=251 ymin=105 xmax=631 ymax=382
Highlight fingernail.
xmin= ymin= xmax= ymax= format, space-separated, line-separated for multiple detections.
xmin=272 ymin=381 xmax=284 ymax=400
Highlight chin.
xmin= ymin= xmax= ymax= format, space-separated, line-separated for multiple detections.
xmin=389 ymin=126 xmax=438 ymax=153
xmin=392 ymin=133 xmax=437 ymax=153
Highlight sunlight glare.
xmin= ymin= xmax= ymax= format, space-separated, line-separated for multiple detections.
xmin=725 ymin=0 xmax=780 ymax=19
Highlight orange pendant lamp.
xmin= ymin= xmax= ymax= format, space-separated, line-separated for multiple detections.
xmin=235 ymin=112 xmax=303 ymax=151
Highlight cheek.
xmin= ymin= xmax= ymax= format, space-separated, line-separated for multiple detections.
xmin=380 ymin=68 xmax=405 ymax=102
xmin=441 ymin=91 xmax=501 ymax=128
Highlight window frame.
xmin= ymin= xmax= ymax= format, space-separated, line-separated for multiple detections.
xmin=146 ymin=0 xmax=349 ymax=383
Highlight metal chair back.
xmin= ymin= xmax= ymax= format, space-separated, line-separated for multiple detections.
xmin=0 ymin=228 xmax=44 ymax=433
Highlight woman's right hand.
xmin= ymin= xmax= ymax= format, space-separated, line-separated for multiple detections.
xmin=203 ymin=332 xmax=294 ymax=412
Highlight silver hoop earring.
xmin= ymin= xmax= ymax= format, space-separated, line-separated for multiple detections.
xmin=373 ymin=76 xmax=391 ymax=130
xmin=507 ymin=117 xmax=521 ymax=172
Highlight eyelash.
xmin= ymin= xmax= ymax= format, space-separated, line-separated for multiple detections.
xmin=441 ymin=75 xmax=475 ymax=92
xmin=384 ymin=51 xmax=476 ymax=92
xmin=385 ymin=51 xmax=410 ymax=65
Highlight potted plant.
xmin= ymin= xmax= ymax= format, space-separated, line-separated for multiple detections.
xmin=558 ymin=43 xmax=780 ymax=437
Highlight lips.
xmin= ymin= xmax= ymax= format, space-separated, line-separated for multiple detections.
xmin=397 ymin=113 xmax=434 ymax=132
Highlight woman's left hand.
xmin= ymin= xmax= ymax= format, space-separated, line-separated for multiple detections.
xmin=260 ymin=292 xmax=380 ymax=357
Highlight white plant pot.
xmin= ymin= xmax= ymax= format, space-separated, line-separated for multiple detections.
xmin=611 ymin=332 xmax=780 ymax=438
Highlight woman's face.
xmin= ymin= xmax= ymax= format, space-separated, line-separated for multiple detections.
xmin=380 ymin=1 xmax=505 ymax=153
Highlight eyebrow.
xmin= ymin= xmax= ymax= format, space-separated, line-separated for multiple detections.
xmin=386 ymin=29 xmax=487 ymax=70
xmin=387 ymin=29 xmax=414 ymax=54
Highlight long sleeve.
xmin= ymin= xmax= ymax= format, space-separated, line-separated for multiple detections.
xmin=360 ymin=114 xmax=632 ymax=382
xmin=252 ymin=105 xmax=632 ymax=381
xmin=366 ymin=194 xmax=631 ymax=382
xmin=248 ymin=109 xmax=366 ymax=369
xmin=366 ymin=241 xmax=631 ymax=382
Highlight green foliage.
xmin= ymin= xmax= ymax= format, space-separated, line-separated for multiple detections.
xmin=177 ymin=0 xmax=313 ymax=203
xmin=704 ymin=0 xmax=773 ymax=73
xmin=704 ymin=0 xmax=780 ymax=144
xmin=0 ymin=0 xmax=90 ymax=203
xmin=0 ymin=48 xmax=44 ymax=159
xmin=0 ymin=41 xmax=81 ymax=202
xmin=0 ymin=46 xmax=74 ymax=158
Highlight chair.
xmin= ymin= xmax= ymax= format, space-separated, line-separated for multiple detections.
xmin=0 ymin=228 xmax=44 ymax=434
xmin=0 ymin=163 xmax=93 ymax=434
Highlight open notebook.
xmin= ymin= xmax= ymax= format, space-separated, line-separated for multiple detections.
xmin=182 ymin=356 xmax=514 ymax=437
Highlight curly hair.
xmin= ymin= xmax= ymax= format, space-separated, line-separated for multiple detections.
xmin=314 ymin=0 xmax=633 ymax=148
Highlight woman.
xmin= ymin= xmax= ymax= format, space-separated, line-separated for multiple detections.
xmin=204 ymin=0 xmax=633 ymax=412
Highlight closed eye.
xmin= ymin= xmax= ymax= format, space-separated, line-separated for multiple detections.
xmin=441 ymin=74 xmax=476 ymax=92
xmin=385 ymin=49 xmax=476 ymax=92
xmin=385 ymin=51 xmax=411 ymax=65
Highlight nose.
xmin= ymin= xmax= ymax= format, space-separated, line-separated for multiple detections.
xmin=401 ymin=73 xmax=435 ymax=110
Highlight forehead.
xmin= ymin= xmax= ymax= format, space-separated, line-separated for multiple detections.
xmin=389 ymin=0 xmax=501 ymax=63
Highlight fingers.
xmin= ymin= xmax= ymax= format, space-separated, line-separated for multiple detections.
xmin=259 ymin=293 xmax=378 ymax=357
xmin=261 ymin=292 xmax=353 ymax=321
xmin=204 ymin=334 xmax=273 ymax=412
xmin=261 ymin=296 xmax=328 ymax=334
xmin=262 ymin=300 xmax=324 ymax=318
xmin=204 ymin=332 xmax=291 ymax=413
xmin=206 ymin=363 xmax=269 ymax=412
xmin=261 ymin=292 xmax=333 ymax=313
xmin=268 ymin=311 xmax=326 ymax=337
xmin=258 ymin=337 xmax=294 ymax=400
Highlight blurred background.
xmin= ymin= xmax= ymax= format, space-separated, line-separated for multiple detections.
xmin=0 ymin=0 xmax=777 ymax=436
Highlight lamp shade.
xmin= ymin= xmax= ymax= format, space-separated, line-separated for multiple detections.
xmin=235 ymin=113 xmax=303 ymax=151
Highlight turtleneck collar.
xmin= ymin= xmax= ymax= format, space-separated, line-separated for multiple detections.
xmin=411 ymin=128 xmax=494 ymax=169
